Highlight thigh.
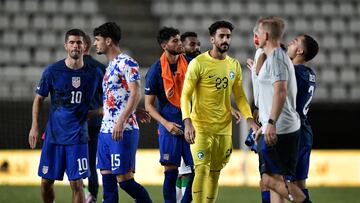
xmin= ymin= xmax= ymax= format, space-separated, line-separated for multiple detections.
xmin=158 ymin=125 xmax=182 ymax=166
xmin=65 ymin=143 xmax=89 ymax=181
xmin=210 ymin=135 xmax=232 ymax=171
xmin=96 ymin=132 xmax=111 ymax=170
xmin=190 ymin=132 xmax=212 ymax=167
xmin=109 ymin=129 xmax=139 ymax=175
xmin=38 ymin=140 xmax=66 ymax=181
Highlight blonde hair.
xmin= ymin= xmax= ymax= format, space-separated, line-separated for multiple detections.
xmin=258 ymin=16 xmax=285 ymax=40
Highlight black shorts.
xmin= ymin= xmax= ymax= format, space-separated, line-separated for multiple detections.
xmin=258 ymin=129 xmax=300 ymax=177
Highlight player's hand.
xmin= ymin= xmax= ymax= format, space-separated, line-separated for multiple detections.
xmin=164 ymin=121 xmax=183 ymax=136
xmin=231 ymin=107 xmax=242 ymax=124
xmin=135 ymin=108 xmax=151 ymax=123
xmin=28 ymin=127 xmax=39 ymax=149
xmin=264 ymin=124 xmax=278 ymax=146
xmin=113 ymin=120 xmax=125 ymax=141
xmin=253 ymin=109 xmax=259 ymax=124
xmin=246 ymin=58 xmax=254 ymax=70
xmin=184 ymin=118 xmax=195 ymax=144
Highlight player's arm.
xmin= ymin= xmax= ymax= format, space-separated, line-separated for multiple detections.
xmin=144 ymin=95 xmax=182 ymax=135
xmin=29 ymin=94 xmax=45 ymax=149
xmin=265 ymin=80 xmax=287 ymax=146
xmin=181 ymin=59 xmax=199 ymax=144
xmin=113 ymin=80 xmax=141 ymax=141
xmin=232 ymin=63 xmax=258 ymax=131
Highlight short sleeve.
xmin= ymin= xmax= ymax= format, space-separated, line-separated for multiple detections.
xmin=36 ymin=67 xmax=51 ymax=97
xmin=144 ymin=62 xmax=160 ymax=95
xmin=270 ymin=50 xmax=289 ymax=84
xmin=124 ymin=58 xmax=141 ymax=83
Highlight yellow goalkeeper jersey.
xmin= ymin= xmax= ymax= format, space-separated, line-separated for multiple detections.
xmin=181 ymin=51 xmax=253 ymax=135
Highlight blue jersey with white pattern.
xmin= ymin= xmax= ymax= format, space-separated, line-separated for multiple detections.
xmin=36 ymin=59 xmax=100 ymax=145
xmin=294 ymin=64 xmax=316 ymax=121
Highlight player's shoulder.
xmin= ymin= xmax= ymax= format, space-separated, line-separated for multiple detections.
xmin=46 ymin=59 xmax=66 ymax=72
xmin=295 ymin=64 xmax=316 ymax=82
xmin=115 ymin=53 xmax=139 ymax=68
xmin=147 ymin=59 xmax=161 ymax=75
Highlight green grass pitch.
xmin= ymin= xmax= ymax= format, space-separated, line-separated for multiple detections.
xmin=0 ymin=185 xmax=358 ymax=202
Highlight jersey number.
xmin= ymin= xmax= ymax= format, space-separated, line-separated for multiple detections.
xmin=215 ymin=77 xmax=229 ymax=89
xmin=77 ymin=158 xmax=88 ymax=171
xmin=111 ymin=154 xmax=121 ymax=167
xmin=303 ymin=86 xmax=315 ymax=115
xmin=71 ymin=91 xmax=82 ymax=104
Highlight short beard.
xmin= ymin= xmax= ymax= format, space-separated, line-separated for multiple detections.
xmin=187 ymin=51 xmax=201 ymax=58
xmin=168 ymin=49 xmax=182 ymax=56
xmin=216 ymin=44 xmax=229 ymax=53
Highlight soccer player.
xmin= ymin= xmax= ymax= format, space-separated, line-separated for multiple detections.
xmin=145 ymin=27 xmax=194 ymax=203
xmin=254 ymin=17 xmax=305 ymax=202
xmin=93 ymin=22 xmax=152 ymax=203
xmin=28 ymin=28 xmax=102 ymax=203
xmin=180 ymin=31 xmax=201 ymax=59
xmin=181 ymin=20 xmax=259 ymax=203
xmin=287 ymin=34 xmax=319 ymax=203
xmin=83 ymin=34 xmax=106 ymax=203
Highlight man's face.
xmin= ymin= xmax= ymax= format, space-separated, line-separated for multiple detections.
xmin=287 ymin=36 xmax=304 ymax=60
xmin=163 ymin=35 xmax=184 ymax=55
xmin=183 ymin=36 xmax=201 ymax=57
xmin=64 ymin=35 xmax=84 ymax=59
xmin=93 ymin=35 xmax=108 ymax=55
xmin=257 ymin=25 xmax=267 ymax=49
xmin=211 ymin=28 xmax=231 ymax=53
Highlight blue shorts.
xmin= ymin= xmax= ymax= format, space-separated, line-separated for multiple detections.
xmin=291 ymin=122 xmax=313 ymax=180
xmin=258 ymin=130 xmax=300 ymax=177
xmin=158 ymin=124 xmax=193 ymax=167
xmin=38 ymin=138 xmax=89 ymax=181
xmin=97 ymin=130 xmax=139 ymax=175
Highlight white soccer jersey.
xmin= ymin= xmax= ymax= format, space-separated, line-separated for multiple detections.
xmin=251 ymin=48 xmax=264 ymax=107
xmin=257 ymin=48 xmax=300 ymax=134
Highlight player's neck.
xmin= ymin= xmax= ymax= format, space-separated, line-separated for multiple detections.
xmin=65 ymin=57 xmax=84 ymax=70
xmin=209 ymin=49 xmax=226 ymax=60
xmin=165 ymin=51 xmax=179 ymax=64
xmin=263 ymin=40 xmax=281 ymax=56
xmin=106 ymin=46 xmax=122 ymax=61
xmin=292 ymin=57 xmax=306 ymax=65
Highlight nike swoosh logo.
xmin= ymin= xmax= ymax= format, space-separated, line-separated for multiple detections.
xmin=111 ymin=168 xmax=118 ymax=171
xmin=79 ymin=171 xmax=87 ymax=175
xmin=36 ymin=87 xmax=40 ymax=90
xmin=193 ymin=190 xmax=203 ymax=194
xmin=208 ymin=75 xmax=215 ymax=78
xmin=145 ymin=87 xmax=150 ymax=91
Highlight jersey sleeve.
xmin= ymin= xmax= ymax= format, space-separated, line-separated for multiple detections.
xmin=232 ymin=61 xmax=253 ymax=119
xmin=36 ymin=67 xmax=51 ymax=97
xmin=124 ymin=58 xmax=141 ymax=83
xmin=269 ymin=52 xmax=288 ymax=84
xmin=144 ymin=62 xmax=160 ymax=95
xmin=181 ymin=58 xmax=200 ymax=120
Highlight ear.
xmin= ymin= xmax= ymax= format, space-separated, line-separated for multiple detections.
xmin=160 ymin=42 xmax=167 ymax=50
xmin=296 ymin=48 xmax=304 ymax=55
xmin=64 ymin=42 xmax=67 ymax=50
xmin=210 ymin=36 xmax=215 ymax=44
xmin=265 ymin=32 xmax=269 ymax=41
xmin=105 ymin=37 xmax=112 ymax=46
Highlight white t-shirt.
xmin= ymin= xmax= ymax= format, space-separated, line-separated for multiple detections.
xmin=251 ymin=48 xmax=264 ymax=107
xmin=257 ymin=48 xmax=300 ymax=134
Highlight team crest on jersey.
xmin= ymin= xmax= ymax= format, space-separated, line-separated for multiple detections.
xmin=197 ymin=151 xmax=205 ymax=160
xmin=229 ymin=71 xmax=235 ymax=79
xmin=42 ymin=166 xmax=48 ymax=174
xmin=72 ymin=77 xmax=81 ymax=88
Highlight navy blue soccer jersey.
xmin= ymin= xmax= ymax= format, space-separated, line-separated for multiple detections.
xmin=36 ymin=59 xmax=101 ymax=145
xmin=294 ymin=64 xmax=316 ymax=121
xmin=144 ymin=56 xmax=191 ymax=125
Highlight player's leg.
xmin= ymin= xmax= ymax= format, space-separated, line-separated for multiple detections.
xmin=176 ymin=175 xmax=183 ymax=203
xmin=258 ymin=131 xmax=305 ymax=202
xmin=65 ymin=143 xmax=90 ymax=203
xmin=97 ymin=133 xmax=119 ymax=203
xmin=115 ymin=129 xmax=152 ymax=202
xmin=38 ymin=139 xmax=66 ymax=203
xmin=294 ymin=124 xmax=313 ymax=203
xmin=180 ymin=142 xmax=194 ymax=203
xmin=205 ymin=135 xmax=232 ymax=202
xmin=158 ymin=125 xmax=183 ymax=203
xmin=87 ymin=126 xmax=100 ymax=202
xmin=190 ymin=132 xmax=212 ymax=203
xmin=41 ymin=178 xmax=55 ymax=203
xmin=69 ymin=179 xmax=85 ymax=203
xmin=259 ymin=179 xmax=270 ymax=203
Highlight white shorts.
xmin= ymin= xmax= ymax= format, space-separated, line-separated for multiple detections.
xmin=178 ymin=157 xmax=192 ymax=175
